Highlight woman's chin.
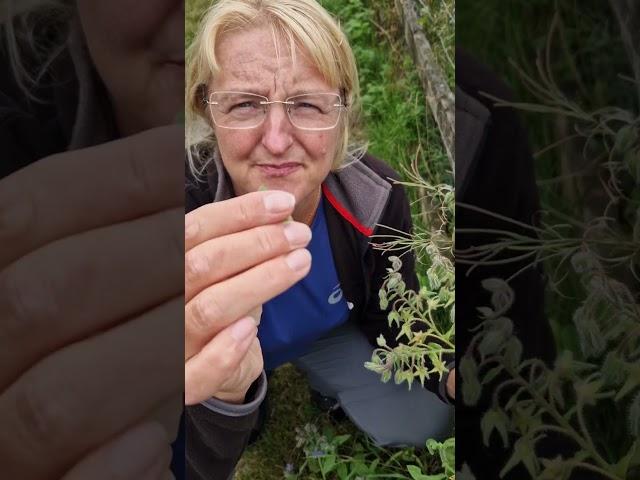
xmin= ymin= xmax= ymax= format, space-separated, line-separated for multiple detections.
xmin=252 ymin=177 xmax=296 ymax=194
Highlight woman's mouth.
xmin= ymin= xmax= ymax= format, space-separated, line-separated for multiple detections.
xmin=257 ymin=163 xmax=302 ymax=177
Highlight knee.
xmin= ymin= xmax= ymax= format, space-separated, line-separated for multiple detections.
xmin=340 ymin=390 xmax=454 ymax=448
xmin=370 ymin=404 xmax=453 ymax=448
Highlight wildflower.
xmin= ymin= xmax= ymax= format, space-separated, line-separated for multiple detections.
xmin=308 ymin=450 xmax=326 ymax=458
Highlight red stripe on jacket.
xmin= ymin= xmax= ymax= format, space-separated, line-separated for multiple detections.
xmin=322 ymin=184 xmax=373 ymax=237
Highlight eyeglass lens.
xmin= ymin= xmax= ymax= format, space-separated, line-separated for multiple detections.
xmin=209 ymin=92 xmax=343 ymax=130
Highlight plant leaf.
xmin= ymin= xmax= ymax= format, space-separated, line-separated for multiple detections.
xmin=460 ymin=355 xmax=482 ymax=406
xmin=407 ymin=465 xmax=444 ymax=480
xmin=481 ymin=408 xmax=510 ymax=448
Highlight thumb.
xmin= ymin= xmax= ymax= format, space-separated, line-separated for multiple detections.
xmin=184 ymin=316 xmax=257 ymax=405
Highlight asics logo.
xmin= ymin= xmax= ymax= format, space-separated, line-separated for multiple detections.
xmin=328 ymin=285 xmax=343 ymax=304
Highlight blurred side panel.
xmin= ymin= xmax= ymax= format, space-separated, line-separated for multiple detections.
xmin=456 ymin=1 xmax=639 ymax=479
xmin=0 ymin=1 xmax=185 ymax=478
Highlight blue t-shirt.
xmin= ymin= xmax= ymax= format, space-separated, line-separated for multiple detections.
xmin=259 ymin=195 xmax=350 ymax=371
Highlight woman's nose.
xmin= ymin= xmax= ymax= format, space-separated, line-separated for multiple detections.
xmin=261 ymin=104 xmax=294 ymax=155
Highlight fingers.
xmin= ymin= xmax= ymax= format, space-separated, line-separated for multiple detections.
xmin=61 ymin=422 xmax=172 ymax=480
xmin=0 ymin=209 xmax=183 ymax=390
xmin=0 ymin=297 xmax=183 ymax=479
xmin=0 ymin=125 xmax=183 ymax=269
xmin=447 ymin=368 xmax=456 ymax=399
xmin=184 ymin=190 xmax=295 ymax=252
xmin=185 ymin=316 xmax=262 ymax=405
xmin=185 ymin=221 xmax=311 ymax=302
xmin=185 ymin=248 xmax=311 ymax=360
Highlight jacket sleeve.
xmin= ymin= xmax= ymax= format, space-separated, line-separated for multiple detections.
xmin=185 ymin=157 xmax=266 ymax=480
xmin=361 ymin=159 xmax=454 ymax=403
xmin=185 ymin=371 xmax=267 ymax=480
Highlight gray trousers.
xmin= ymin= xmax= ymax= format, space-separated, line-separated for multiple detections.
xmin=293 ymin=322 xmax=453 ymax=447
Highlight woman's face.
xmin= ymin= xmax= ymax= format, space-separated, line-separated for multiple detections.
xmin=77 ymin=0 xmax=184 ymax=135
xmin=211 ymin=25 xmax=341 ymax=206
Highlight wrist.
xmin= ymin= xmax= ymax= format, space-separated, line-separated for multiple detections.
xmin=213 ymin=388 xmax=249 ymax=405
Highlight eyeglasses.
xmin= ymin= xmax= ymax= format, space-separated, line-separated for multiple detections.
xmin=204 ymin=91 xmax=346 ymax=130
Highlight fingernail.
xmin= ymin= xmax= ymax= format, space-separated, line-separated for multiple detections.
xmin=264 ymin=191 xmax=295 ymax=213
xmin=285 ymin=249 xmax=311 ymax=272
xmin=283 ymin=222 xmax=312 ymax=247
xmin=230 ymin=316 xmax=257 ymax=342
xmin=108 ymin=422 xmax=168 ymax=476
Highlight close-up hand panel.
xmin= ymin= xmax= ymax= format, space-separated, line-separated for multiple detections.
xmin=0 ymin=0 xmax=185 ymax=478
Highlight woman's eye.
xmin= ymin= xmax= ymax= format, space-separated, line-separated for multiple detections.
xmin=230 ymin=101 xmax=258 ymax=110
xmin=296 ymin=102 xmax=322 ymax=112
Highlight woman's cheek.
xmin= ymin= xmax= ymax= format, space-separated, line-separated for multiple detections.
xmin=318 ymin=134 xmax=328 ymax=155
xmin=318 ymin=133 xmax=340 ymax=165
xmin=217 ymin=131 xmax=251 ymax=160
xmin=306 ymin=133 xmax=329 ymax=158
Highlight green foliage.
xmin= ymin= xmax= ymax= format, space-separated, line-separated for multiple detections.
xmin=367 ymin=178 xmax=455 ymax=389
xmin=464 ymin=277 xmax=640 ymax=480
xmin=418 ymin=0 xmax=455 ymax=89
xmin=322 ymin=0 xmax=452 ymax=194
xmin=186 ymin=0 xmax=211 ymax=46
xmin=287 ymin=423 xmax=452 ymax=480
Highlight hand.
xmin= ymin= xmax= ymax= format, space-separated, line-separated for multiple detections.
xmin=184 ymin=190 xmax=312 ymax=405
xmin=446 ymin=368 xmax=456 ymax=400
xmin=0 ymin=126 xmax=184 ymax=479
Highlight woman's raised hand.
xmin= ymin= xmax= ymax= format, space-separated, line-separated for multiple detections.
xmin=184 ymin=190 xmax=312 ymax=405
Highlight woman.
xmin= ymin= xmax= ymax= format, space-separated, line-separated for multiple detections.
xmin=184 ymin=1 xmax=454 ymax=478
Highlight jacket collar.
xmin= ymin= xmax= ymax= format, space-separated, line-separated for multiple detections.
xmin=208 ymin=150 xmax=392 ymax=237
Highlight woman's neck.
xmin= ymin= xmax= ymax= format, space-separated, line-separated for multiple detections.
xmin=293 ymin=187 xmax=322 ymax=226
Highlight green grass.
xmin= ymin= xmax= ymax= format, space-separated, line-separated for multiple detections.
xmin=186 ymin=1 xmax=453 ymax=478
xmin=418 ymin=0 xmax=455 ymax=90
xmin=234 ymin=365 xmax=363 ymax=479
xmin=186 ymin=0 xmax=210 ymax=45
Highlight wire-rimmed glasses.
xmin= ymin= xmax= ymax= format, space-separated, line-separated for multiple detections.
xmin=204 ymin=91 xmax=346 ymax=130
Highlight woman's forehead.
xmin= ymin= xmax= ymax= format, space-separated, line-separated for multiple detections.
xmin=214 ymin=27 xmax=331 ymax=91
xmin=217 ymin=23 xmax=292 ymax=54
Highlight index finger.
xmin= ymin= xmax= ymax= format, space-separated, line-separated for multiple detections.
xmin=0 ymin=126 xmax=183 ymax=268
xmin=184 ymin=190 xmax=295 ymax=251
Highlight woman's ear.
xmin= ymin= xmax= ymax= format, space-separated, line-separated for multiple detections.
xmin=197 ymin=83 xmax=216 ymax=130
xmin=197 ymin=83 xmax=208 ymax=112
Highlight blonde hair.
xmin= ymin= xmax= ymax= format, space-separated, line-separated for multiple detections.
xmin=186 ymin=0 xmax=366 ymax=179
